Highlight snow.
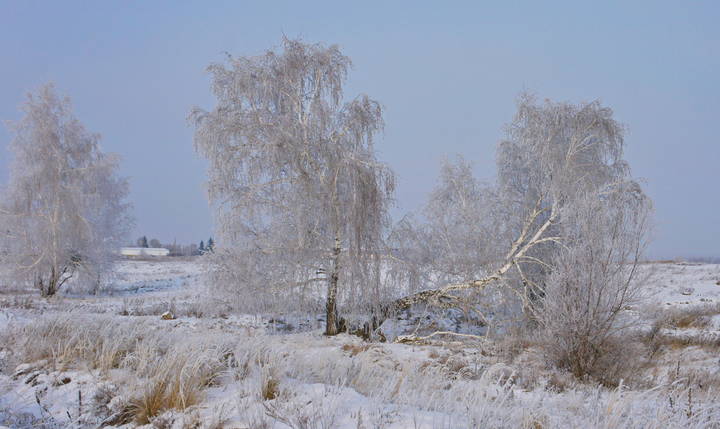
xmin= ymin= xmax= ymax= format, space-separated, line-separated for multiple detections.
xmin=643 ymin=262 xmax=720 ymax=307
xmin=109 ymin=259 xmax=205 ymax=295
xmin=1 ymin=260 xmax=720 ymax=428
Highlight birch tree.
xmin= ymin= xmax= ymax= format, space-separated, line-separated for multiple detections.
xmin=0 ymin=84 xmax=132 ymax=296
xmin=192 ymin=38 xmax=394 ymax=335
xmin=388 ymin=94 xmax=651 ymax=322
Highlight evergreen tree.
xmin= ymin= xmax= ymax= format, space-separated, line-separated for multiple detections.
xmin=137 ymin=236 xmax=149 ymax=248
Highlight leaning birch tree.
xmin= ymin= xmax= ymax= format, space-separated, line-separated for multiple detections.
xmin=388 ymin=94 xmax=651 ymax=322
xmin=192 ymin=38 xmax=394 ymax=335
xmin=0 ymin=84 xmax=133 ymax=296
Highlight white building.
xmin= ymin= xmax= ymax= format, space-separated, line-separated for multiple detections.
xmin=120 ymin=247 xmax=170 ymax=257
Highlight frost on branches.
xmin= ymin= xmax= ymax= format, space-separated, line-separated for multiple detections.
xmin=0 ymin=84 xmax=133 ymax=296
xmin=191 ymin=38 xmax=394 ymax=335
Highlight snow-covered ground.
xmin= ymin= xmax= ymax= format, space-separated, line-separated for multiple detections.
xmin=0 ymin=260 xmax=719 ymax=428
xmin=109 ymin=259 xmax=205 ymax=295
xmin=643 ymin=262 xmax=720 ymax=307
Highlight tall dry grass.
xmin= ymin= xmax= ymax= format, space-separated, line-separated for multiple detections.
xmin=1 ymin=315 xmax=229 ymax=423
xmin=3 ymin=314 xmax=720 ymax=428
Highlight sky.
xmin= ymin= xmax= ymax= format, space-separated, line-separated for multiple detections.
xmin=0 ymin=1 xmax=718 ymax=259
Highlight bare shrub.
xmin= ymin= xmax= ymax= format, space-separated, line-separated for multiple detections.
xmin=537 ymin=189 xmax=652 ymax=386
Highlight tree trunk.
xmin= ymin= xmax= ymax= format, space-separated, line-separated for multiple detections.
xmin=38 ymin=266 xmax=62 ymax=297
xmin=36 ymin=275 xmax=46 ymax=297
xmin=47 ymin=266 xmax=58 ymax=297
xmin=38 ymin=268 xmax=53 ymax=297
xmin=325 ymin=236 xmax=341 ymax=336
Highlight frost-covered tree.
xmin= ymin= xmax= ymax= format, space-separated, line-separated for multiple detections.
xmin=0 ymin=84 xmax=132 ymax=296
xmin=388 ymin=157 xmax=502 ymax=294
xmin=537 ymin=187 xmax=650 ymax=382
xmin=192 ymin=38 xmax=394 ymax=335
xmin=389 ymin=95 xmax=651 ymax=327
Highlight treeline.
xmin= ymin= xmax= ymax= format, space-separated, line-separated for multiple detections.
xmin=132 ymin=236 xmax=214 ymax=256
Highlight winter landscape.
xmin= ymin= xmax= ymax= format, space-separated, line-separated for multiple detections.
xmin=0 ymin=259 xmax=720 ymax=428
xmin=1 ymin=2 xmax=719 ymax=428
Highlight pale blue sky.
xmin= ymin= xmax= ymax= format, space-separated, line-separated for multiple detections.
xmin=0 ymin=1 xmax=718 ymax=258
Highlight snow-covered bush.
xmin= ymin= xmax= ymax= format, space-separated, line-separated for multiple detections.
xmin=537 ymin=190 xmax=652 ymax=385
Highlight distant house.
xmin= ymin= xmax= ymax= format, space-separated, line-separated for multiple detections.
xmin=120 ymin=247 xmax=170 ymax=257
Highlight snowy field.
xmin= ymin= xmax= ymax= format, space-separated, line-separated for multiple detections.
xmin=1 ymin=259 xmax=720 ymax=428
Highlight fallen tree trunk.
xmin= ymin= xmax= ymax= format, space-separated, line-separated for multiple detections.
xmin=359 ymin=201 xmax=559 ymax=341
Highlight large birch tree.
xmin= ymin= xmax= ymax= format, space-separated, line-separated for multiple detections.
xmin=192 ymin=38 xmax=394 ymax=335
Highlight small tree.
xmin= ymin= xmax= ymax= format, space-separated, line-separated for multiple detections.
xmin=199 ymin=240 xmax=205 ymax=254
xmin=149 ymin=238 xmax=161 ymax=248
xmin=137 ymin=236 xmax=148 ymax=248
xmin=0 ymin=84 xmax=132 ymax=296
xmin=192 ymin=38 xmax=394 ymax=335
xmin=206 ymin=237 xmax=214 ymax=253
xmin=388 ymin=157 xmax=502 ymax=290
xmin=537 ymin=188 xmax=651 ymax=384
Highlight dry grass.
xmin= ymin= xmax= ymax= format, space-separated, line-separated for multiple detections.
xmin=1 ymin=314 xmax=140 ymax=372
xmin=1 ymin=314 xmax=229 ymax=424
xmin=126 ymin=347 xmax=224 ymax=423
xmin=118 ymin=295 xmax=231 ymax=319
xmin=127 ymin=375 xmax=203 ymax=424
xmin=661 ymin=303 xmax=720 ymax=330
xmin=496 ymin=325 xmax=538 ymax=362
xmin=260 ymin=365 xmax=280 ymax=401
xmin=123 ymin=332 xmax=228 ymax=423
xmin=4 ymin=312 xmax=720 ymax=427
xmin=341 ymin=342 xmax=372 ymax=357
xmin=651 ymin=332 xmax=720 ymax=350
xmin=642 ymin=304 xmax=720 ymax=356
xmin=0 ymin=294 xmax=35 ymax=309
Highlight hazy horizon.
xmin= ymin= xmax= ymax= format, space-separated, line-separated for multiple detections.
xmin=1 ymin=1 xmax=718 ymax=259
